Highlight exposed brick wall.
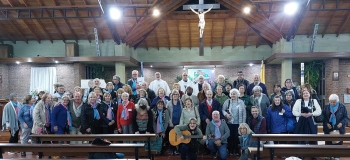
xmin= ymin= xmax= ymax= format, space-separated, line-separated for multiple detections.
xmin=0 ymin=64 xmax=9 ymax=99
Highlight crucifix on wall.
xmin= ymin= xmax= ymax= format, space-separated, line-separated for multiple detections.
xmin=183 ymin=0 xmax=220 ymax=56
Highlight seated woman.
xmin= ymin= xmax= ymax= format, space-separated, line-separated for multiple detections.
xmin=174 ymin=117 xmax=204 ymax=160
xmin=238 ymin=123 xmax=256 ymax=160
xmin=100 ymin=92 xmax=117 ymax=134
xmin=322 ymin=94 xmax=349 ymax=160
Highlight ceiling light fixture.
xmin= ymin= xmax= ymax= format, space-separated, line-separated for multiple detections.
xmin=55 ymin=61 xmax=58 ymax=63
xmin=249 ymin=63 xmax=253 ymax=67
xmin=284 ymin=2 xmax=298 ymax=15
xmin=110 ymin=8 xmax=121 ymax=20
xmin=243 ymin=7 xmax=251 ymax=14
xmin=153 ymin=9 xmax=160 ymax=16
xmin=16 ymin=61 xmax=20 ymax=64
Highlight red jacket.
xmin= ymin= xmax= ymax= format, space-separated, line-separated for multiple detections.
xmin=116 ymin=101 xmax=135 ymax=129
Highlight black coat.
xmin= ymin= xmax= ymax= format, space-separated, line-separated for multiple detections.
xmin=80 ymin=103 xmax=102 ymax=134
xmin=99 ymin=101 xmax=118 ymax=128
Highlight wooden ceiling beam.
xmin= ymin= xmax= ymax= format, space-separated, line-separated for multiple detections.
xmin=37 ymin=0 xmax=66 ymax=42
xmin=133 ymin=20 xmax=161 ymax=49
xmin=255 ymin=4 xmax=285 ymax=38
xmin=221 ymin=19 xmax=226 ymax=49
xmin=337 ymin=11 xmax=350 ymax=37
xmin=124 ymin=0 xmax=159 ymax=42
xmin=280 ymin=15 xmax=285 ymax=33
xmin=20 ymin=20 xmax=41 ymax=43
xmin=216 ymin=0 xmax=281 ymax=44
xmin=242 ymin=17 xmax=273 ymax=48
xmin=177 ymin=20 xmax=181 ymax=50
xmin=0 ymin=23 xmax=16 ymax=44
xmin=22 ymin=0 xmax=53 ymax=43
xmin=126 ymin=0 xmax=189 ymax=46
xmin=165 ymin=20 xmax=170 ymax=50
xmin=5 ymin=0 xmax=40 ymax=43
xmin=286 ymin=0 xmax=310 ymax=41
xmin=188 ymin=20 xmax=191 ymax=49
xmin=322 ymin=11 xmax=336 ymax=38
xmin=232 ymin=18 xmax=238 ymax=48
xmin=68 ymin=0 xmax=90 ymax=42
xmin=244 ymin=27 xmax=249 ymax=49
xmin=0 ymin=11 xmax=29 ymax=43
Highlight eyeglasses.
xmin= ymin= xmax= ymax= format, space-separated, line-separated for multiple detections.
xmin=190 ymin=123 xmax=197 ymax=125
xmin=183 ymin=75 xmax=188 ymax=76
xmin=173 ymin=94 xmax=179 ymax=95
xmin=239 ymin=128 xmax=247 ymax=130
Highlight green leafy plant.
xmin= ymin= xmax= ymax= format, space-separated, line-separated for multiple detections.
xmin=91 ymin=64 xmax=105 ymax=79
xmin=175 ymin=76 xmax=182 ymax=82
xmin=304 ymin=61 xmax=323 ymax=89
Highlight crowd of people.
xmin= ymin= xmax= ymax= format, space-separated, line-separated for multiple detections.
xmin=1 ymin=70 xmax=349 ymax=160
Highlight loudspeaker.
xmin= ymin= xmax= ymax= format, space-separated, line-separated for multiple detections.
xmin=0 ymin=45 xmax=13 ymax=58
xmin=65 ymin=42 xmax=79 ymax=57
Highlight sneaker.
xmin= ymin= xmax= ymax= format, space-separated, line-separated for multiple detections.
xmin=21 ymin=152 xmax=26 ymax=156
xmin=325 ymin=157 xmax=332 ymax=160
xmin=334 ymin=158 xmax=339 ymax=160
xmin=173 ymin=150 xmax=180 ymax=155
xmin=7 ymin=152 xmax=15 ymax=155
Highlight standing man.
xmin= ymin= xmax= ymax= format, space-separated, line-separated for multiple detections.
xmin=193 ymin=75 xmax=205 ymax=96
xmin=205 ymin=111 xmax=230 ymax=160
xmin=232 ymin=71 xmax=250 ymax=91
xmin=199 ymin=90 xmax=223 ymax=134
xmin=141 ymin=81 xmax=156 ymax=102
xmin=69 ymin=92 xmax=84 ymax=144
xmin=127 ymin=70 xmax=141 ymax=96
xmin=246 ymin=74 xmax=268 ymax=96
xmin=112 ymin=75 xmax=124 ymax=92
xmin=178 ymin=72 xmax=194 ymax=93
xmin=149 ymin=72 xmax=171 ymax=96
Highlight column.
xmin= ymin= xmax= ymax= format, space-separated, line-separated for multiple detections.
xmin=273 ymin=38 xmax=293 ymax=86
xmin=115 ymin=62 xmax=126 ymax=83
xmin=325 ymin=58 xmax=339 ymax=102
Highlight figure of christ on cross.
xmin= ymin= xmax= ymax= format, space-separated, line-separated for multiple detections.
xmin=189 ymin=5 xmax=213 ymax=38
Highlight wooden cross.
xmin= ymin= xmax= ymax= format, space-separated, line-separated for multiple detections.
xmin=183 ymin=0 xmax=220 ymax=56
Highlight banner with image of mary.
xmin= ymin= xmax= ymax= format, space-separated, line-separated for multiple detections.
xmin=187 ymin=69 xmax=215 ymax=87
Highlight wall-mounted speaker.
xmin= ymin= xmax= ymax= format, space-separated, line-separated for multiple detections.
xmin=0 ymin=45 xmax=13 ymax=58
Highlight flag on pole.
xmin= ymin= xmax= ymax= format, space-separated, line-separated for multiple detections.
xmin=260 ymin=60 xmax=265 ymax=83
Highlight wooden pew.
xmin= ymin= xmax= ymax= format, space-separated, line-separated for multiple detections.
xmin=250 ymin=134 xmax=350 ymax=159
xmin=0 ymin=143 xmax=146 ymax=160
xmin=264 ymin=144 xmax=350 ymax=160
xmin=31 ymin=134 xmax=156 ymax=159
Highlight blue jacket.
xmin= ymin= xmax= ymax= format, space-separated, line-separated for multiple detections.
xmin=150 ymin=96 xmax=170 ymax=109
xmin=266 ymin=104 xmax=293 ymax=133
xmin=127 ymin=78 xmax=138 ymax=95
xmin=198 ymin=99 xmax=223 ymax=121
xmin=18 ymin=104 xmax=33 ymax=128
xmin=51 ymin=104 xmax=68 ymax=134
xmin=113 ymin=82 xmax=124 ymax=92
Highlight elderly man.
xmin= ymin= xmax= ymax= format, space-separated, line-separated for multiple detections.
xmin=68 ymin=92 xmax=84 ymax=144
xmin=178 ymin=72 xmax=194 ymax=92
xmin=232 ymin=71 xmax=250 ymax=91
xmin=250 ymin=86 xmax=270 ymax=118
xmin=246 ymin=74 xmax=268 ymax=96
xmin=199 ymin=90 xmax=223 ymax=134
xmin=193 ymin=75 xmax=205 ymax=96
xmin=127 ymin=70 xmax=141 ymax=96
xmin=149 ymin=72 xmax=171 ymax=96
xmin=204 ymin=111 xmax=230 ymax=160
xmin=141 ymin=82 xmax=156 ymax=102
xmin=112 ymin=75 xmax=124 ymax=91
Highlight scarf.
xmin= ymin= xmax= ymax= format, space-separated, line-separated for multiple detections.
xmin=329 ymin=102 xmax=339 ymax=127
xmin=212 ymin=120 xmax=221 ymax=139
xmin=45 ymin=104 xmax=51 ymax=126
xmin=91 ymin=103 xmax=100 ymax=120
xmin=11 ymin=101 xmax=19 ymax=118
xmin=62 ymin=104 xmax=72 ymax=131
xmin=159 ymin=95 xmax=166 ymax=103
xmin=105 ymin=101 xmax=114 ymax=120
xmin=156 ymin=109 xmax=164 ymax=133
xmin=108 ymin=90 xmax=112 ymax=93
xmin=206 ymin=100 xmax=212 ymax=114
xmin=132 ymin=79 xmax=137 ymax=95
xmin=121 ymin=101 xmax=130 ymax=120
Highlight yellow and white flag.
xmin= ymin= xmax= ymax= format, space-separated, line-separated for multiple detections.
xmin=260 ymin=60 xmax=265 ymax=83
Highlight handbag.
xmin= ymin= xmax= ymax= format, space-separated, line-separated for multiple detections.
xmin=329 ymin=130 xmax=340 ymax=144
xmin=311 ymin=99 xmax=324 ymax=123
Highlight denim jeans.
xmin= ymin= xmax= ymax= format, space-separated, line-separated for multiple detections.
xmin=207 ymin=141 xmax=228 ymax=160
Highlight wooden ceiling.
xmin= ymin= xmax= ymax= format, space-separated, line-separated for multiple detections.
xmin=0 ymin=0 xmax=350 ymax=49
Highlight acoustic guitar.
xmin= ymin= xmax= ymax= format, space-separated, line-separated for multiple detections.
xmin=169 ymin=129 xmax=214 ymax=146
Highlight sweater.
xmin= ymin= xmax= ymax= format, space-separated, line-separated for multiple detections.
xmin=69 ymin=100 xmax=83 ymax=128
xmin=116 ymin=101 xmax=135 ymax=129
xmin=180 ymin=107 xmax=200 ymax=126
xmin=166 ymin=100 xmax=183 ymax=126
xmin=214 ymin=94 xmax=228 ymax=107
xmin=292 ymin=99 xmax=322 ymax=123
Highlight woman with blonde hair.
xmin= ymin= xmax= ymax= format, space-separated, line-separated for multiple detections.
xmin=123 ymin=84 xmax=137 ymax=103
xmin=104 ymin=82 xmax=117 ymax=100
xmin=135 ymin=89 xmax=151 ymax=106
xmin=171 ymin=83 xmax=184 ymax=98
xmin=115 ymin=88 xmax=125 ymax=106
xmin=150 ymin=87 xmax=170 ymax=109
xmin=80 ymin=92 xmax=102 ymax=134
xmin=100 ymin=92 xmax=117 ymax=134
